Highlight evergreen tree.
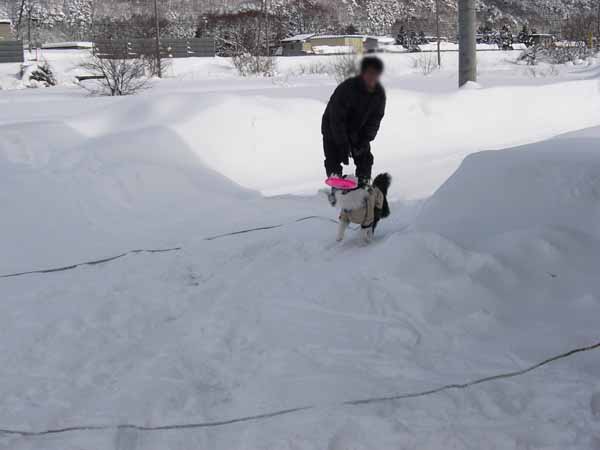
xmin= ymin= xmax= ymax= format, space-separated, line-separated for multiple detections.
xmin=29 ymin=61 xmax=57 ymax=86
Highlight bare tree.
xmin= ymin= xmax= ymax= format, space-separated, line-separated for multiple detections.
xmin=412 ymin=52 xmax=439 ymax=75
xmin=231 ymin=52 xmax=276 ymax=76
xmin=79 ymin=50 xmax=149 ymax=96
xmin=330 ymin=54 xmax=359 ymax=83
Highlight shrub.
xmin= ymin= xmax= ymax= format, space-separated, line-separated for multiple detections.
xmin=518 ymin=46 xmax=540 ymax=65
xmin=232 ymin=53 xmax=276 ymax=77
xmin=330 ymin=54 xmax=360 ymax=83
xmin=79 ymin=53 xmax=149 ymax=96
xmin=293 ymin=61 xmax=330 ymax=76
xmin=412 ymin=53 xmax=438 ymax=75
xmin=29 ymin=62 xmax=58 ymax=87
xmin=140 ymin=54 xmax=172 ymax=78
xmin=519 ymin=44 xmax=592 ymax=66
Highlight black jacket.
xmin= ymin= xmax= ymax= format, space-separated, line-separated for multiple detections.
xmin=321 ymin=76 xmax=386 ymax=157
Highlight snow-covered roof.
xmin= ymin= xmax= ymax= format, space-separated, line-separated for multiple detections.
xmin=281 ymin=33 xmax=315 ymax=43
xmin=511 ymin=43 xmax=528 ymax=50
xmin=42 ymin=41 xmax=93 ymax=49
xmin=311 ymin=34 xmax=378 ymax=42
xmin=0 ymin=19 xmax=12 ymax=24
xmin=376 ymin=36 xmax=396 ymax=45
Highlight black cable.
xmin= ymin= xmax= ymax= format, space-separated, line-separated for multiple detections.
xmin=0 ymin=216 xmax=338 ymax=279
xmin=0 ymin=248 xmax=182 ymax=279
xmin=0 ymin=341 xmax=598 ymax=438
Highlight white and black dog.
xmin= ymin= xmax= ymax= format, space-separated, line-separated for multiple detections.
xmin=335 ymin=173 xmax=391 ymax=243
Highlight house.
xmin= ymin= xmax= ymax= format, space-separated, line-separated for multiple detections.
xmin=279 ymin=33 xmax=315 ymax=56
xmin=0 ymin=19 xmax=12 ymax=40
xmin=530 ymin=33 xmax=555 ymax=47
xmin=308 ymin=35 xmax=379 ymax=54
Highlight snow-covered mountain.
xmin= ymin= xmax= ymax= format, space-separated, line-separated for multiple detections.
xmin=1 ymin=0 xmax=594 ymax=42
xmin=1 ymin=50 xmax=600 ymax=450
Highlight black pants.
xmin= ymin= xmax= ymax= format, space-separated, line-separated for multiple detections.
xmin=323 ymin=138 xmax=373 ymax=180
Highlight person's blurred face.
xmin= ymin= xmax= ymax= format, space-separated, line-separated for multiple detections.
xmin=361 ymin=67 xmax=381 ymax=91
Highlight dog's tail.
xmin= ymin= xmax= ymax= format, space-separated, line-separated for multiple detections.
xmin=373 ymin=173 xmax=391 ymax=218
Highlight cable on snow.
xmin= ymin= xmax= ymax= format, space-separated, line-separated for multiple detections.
xmin=0 ymin=216 xmax=338 ymax=279
xmin=0 ymin=340 xmax=598 ymax=438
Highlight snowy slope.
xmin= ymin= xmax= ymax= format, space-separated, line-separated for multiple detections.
xmin=1 ymin=52 xmax=600 ymax=450
xmin=1 ymin=128 xmax=600 ymax=450
xmin=416 ymin=129 xmax=600 ymax=245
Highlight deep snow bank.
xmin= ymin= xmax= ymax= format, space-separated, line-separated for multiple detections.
xmin=0 ymin=120 xmax=259 ymax=273
xmin=2 ymin=94 xmax=600 ymax=450
xmin=415 ymin=127 xmax=600 ymax=244
xmin=67 ymin=79 xmax=600 ymax=198
xmin=2 ymin=133 xmax=600 ymax=450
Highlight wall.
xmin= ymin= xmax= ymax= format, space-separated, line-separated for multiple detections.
xmin=0 ymin=40 xmax=23 ymax=63
xmin=0 ymin=23 xmax=12 ymax=40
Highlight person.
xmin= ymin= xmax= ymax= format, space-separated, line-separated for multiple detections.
xmin=321 ymin=56 xmax=386 ymax=186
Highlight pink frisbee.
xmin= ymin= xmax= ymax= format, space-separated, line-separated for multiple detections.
xmin=325 ymin=176 xmax=358 ymax=190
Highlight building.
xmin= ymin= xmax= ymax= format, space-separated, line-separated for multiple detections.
xmin=0 ymin=19 xmax=12 ymax=40
xmin=530 ymin=33 xmax=555 ymax=47
xmin=309 ymin=35 xmax=379 ymax=54
xmin=277 ymin=34 xmax=381 ymax=56
xmin=279 ymin=33 xmax=315 ymax=56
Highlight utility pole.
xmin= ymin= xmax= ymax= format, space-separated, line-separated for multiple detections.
xmin=16 ymin=0 xmax=26 ymax=38
xmin=597 ymin=0 xmax=600 ymax=48
xmin=435 ymin=0 xmax=441 ymax=67
xmin=264 ymin=0 xmax=269 ymax=56
xmin=153 ymin=0 xmax=162 ymax=78
xmin=27 ymin=5 xmax=32 ymax=53
xmin=458 ymin=0 xmax=476 ymax=87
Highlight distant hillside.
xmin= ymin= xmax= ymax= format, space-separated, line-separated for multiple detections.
xmin=0 ymin=0 xmax=594 ymax=42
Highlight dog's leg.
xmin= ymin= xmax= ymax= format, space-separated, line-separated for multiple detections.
xmin=337 ymin=220 xmax=349 ymax=242
xmin=361 ymin=227 xmax=374 ymax=243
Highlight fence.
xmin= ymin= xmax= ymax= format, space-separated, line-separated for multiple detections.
xmin=0 ymin=40 xmax=24 ymax=63
xmin=94 ymin=38 xmax=215 ymax=59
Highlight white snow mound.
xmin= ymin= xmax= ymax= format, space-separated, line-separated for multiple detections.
xmin=415 ymin=127 xmax=600 ymax=244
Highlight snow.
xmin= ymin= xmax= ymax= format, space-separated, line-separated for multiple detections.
xmin=418 ymin=42 xmax=459 ymax=51
xmin=415 ymin=129 xmax=600 ymax=244
xmin=376 ymin=36 xmax=397 ymax=45
xmin=1 ymin=49 xmax=600 ymax=450
xmin=380 ymin=44 xmax=406 ymax=53
xmin=312 ymin=45 xmax=355 ymax=55
xmin=281 ymin=34 xmax=315 ymax=43
xmin=511 ymin=43 xmax=528 ymax=51
xmin=418 ymin=42 xmax=500 ymax=52
xmin=592 ymin=392 xmax=600 ymax=418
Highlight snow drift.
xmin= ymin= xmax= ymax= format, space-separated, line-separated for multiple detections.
xmin=65 ymin=78 xmax=600 ymax=199
xmin=0 ymin=119 xmax=259 ymax=274
xmin=2 ymin=53 xmax=600 ymax=450
xmin=416 ymin=128 xmax=600 ymax=244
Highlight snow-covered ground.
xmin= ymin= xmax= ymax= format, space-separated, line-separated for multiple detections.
xmin=1 ymin=50 xmax=600 ymax=450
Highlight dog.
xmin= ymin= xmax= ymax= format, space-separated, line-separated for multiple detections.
xmin=335 ymin=173 xmax=391 ymax=243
